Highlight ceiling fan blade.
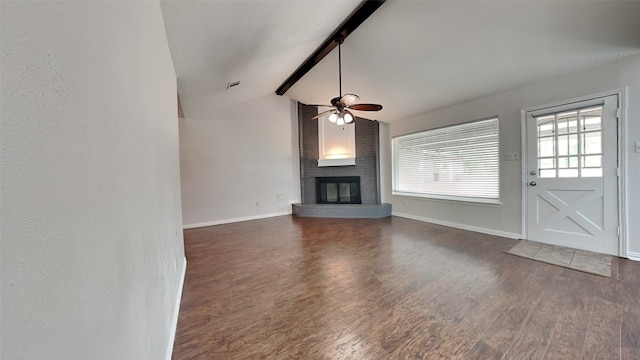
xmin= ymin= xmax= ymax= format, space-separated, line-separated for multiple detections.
xmin=349 ymin=103 xmax=383 ymax=111
xmin=340 ymin=93 xmax=359 ymax=106
xmin=306 ymin=104 xmax=333 ymax=108
xmin=311 ymin=109 xmax=336 ymax=120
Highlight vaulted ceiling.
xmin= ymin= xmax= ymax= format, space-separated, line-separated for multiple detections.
xmin=161 ymin=1 xmax=640 ymax=123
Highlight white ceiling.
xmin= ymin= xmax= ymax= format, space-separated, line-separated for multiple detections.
xmin=161 ymin=1 xmax=640 ymax=123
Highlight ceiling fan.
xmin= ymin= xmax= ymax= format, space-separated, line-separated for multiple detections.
xmin=310 ymin=37 xmax=383 ymax=125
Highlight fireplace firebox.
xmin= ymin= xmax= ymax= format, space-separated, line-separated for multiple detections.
xmin=316 ymin=176 xmax=361 ymax=204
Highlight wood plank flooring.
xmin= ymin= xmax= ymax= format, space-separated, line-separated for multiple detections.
xmin=172 ymin=216 xmax=640 ymax=359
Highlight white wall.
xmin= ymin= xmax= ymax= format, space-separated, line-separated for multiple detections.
xmin=179 ymin=94 xmax=299 ymax=227
xmin=1 ymin=2 xmax=185 ymax=359
xmin=384 ymin=54 xmax=640 ymax=256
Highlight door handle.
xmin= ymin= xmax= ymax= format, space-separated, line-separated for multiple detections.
xmin=529 ymin=181 xmax=537 ymax=186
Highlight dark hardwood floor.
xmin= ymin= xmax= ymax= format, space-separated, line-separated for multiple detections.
xmin=172 ymin=216 xmax=640 ymax=359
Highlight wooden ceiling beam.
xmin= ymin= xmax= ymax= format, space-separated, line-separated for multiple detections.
xmin=275 ymin=0 xmax=386 ymax=96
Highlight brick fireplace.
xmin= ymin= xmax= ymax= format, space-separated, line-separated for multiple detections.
xmin=292 ymin=103 xmax=391 ymax=218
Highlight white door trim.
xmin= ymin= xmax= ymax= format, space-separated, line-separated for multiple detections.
xmin=520 ymin=89 xmax=628 ymax=258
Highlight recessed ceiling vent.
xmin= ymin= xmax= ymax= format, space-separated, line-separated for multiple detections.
xmin=226 ymin=81 xmax=240 ymax=90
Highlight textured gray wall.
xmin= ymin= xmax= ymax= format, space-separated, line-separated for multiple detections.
xmin=298 ymin=103 xmax=379 ymax=204
xmin=1 ymin=2 xmax=185 ymax=359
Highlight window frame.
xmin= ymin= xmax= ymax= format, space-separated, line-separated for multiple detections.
xmin=391 ymin=117 xmax=501 ymax=205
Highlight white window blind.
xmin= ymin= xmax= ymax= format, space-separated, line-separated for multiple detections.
xmin=392 ymin=118 xmax=500 ymax=203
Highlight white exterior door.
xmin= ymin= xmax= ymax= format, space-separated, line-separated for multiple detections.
xmin=525 ymin=95 xmax=619 ymax=255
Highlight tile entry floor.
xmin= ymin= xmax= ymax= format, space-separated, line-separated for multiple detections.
xmin=507 ymin=240 xmax=613 ymax=277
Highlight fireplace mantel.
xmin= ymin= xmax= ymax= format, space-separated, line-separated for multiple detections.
xmin=317 ymin=158 xmax=355 ymax=167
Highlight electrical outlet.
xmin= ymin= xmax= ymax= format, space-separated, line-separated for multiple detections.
xmin=256 ymin=201 xmax=260 ymax=206
xmin=277 ymin=192 xmax=286 ymax=201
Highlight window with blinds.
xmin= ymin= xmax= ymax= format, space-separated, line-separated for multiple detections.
xmin=392 ymin=118 xmax=500 ymax=203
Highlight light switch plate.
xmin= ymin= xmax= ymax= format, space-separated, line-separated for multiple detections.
xmin=505 ymin=153 xmax=520 ymax=161
xmin=636 ymin=141 xmax=640 ymax=153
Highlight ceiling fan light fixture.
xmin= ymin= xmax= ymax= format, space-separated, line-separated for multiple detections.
xmin=336 ymin=116 xmax=345 ymax=126
xmin=344 ymin=110 xmax=354 ymax=124
xmin=329 ymin=112 xmax=338 ymax=123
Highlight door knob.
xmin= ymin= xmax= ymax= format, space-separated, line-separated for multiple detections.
xmin=529 ymin=181 xmax=537 ymax=186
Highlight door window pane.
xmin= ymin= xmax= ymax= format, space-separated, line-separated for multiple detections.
xmin=582 ymin=155 xmax=602 ymax=168
xmin=537 ymin=118 xmax=554 ymax=136
xmin=539 ymin=158 xmax=555 ymax=169
xmin=583 ymin=131 xmax=602 ymax=154
xmin=582 ymin=168 xmax=603 ymax=177
xmin=534 ymin=105 xmax=604 ymax=178
xmin=540 ymin=169 xmax=556 ymax=178
xmin=538 ymin=137 xmax=555 ymax=157
xmin=558 ymin=135 xmax=568 ymax=156
xmin=558 ymin=134 xmax=579 ymax=156
xmin=580 ymin=107 xmax=602 ymax=131
xmin=558 ymin=156 xmax=578 ymax=169
xmin=556 ymin=111 xmax=577 ymax=134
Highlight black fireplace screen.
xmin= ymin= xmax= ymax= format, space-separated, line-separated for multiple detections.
xmin=316 ymin=176 xmax=361 ymax=204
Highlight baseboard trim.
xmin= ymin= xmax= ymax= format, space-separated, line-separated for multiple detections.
xmin=392 ymin=212 xmax=522 ymax=239
xmin=626 ymin=251 xmax=640 ymax=261
xmin=165 ymin=256 xmax=186 ymax=360
xmin=183 ymin=211 xmax=291 ymax=229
